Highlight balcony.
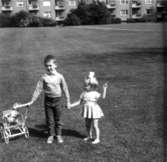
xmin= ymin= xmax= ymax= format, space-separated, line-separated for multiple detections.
xmin=29 ymin=4 xmax=39 ymax=11
xmin=55 ymin=1 xmax=65 ymax=10
xmin=156 ymin=2 xmax=163 ymax=8
xmin=1 ymin=5 xmax=13 ymax=11
xmin=132 ymin=1 xmax=141 ymax=8
xmin=106 ymin=1 xmax=116 ymax=9
xmin=55 ymin=16 xmax=65 ymax=21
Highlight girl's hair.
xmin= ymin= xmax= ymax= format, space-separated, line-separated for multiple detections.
xmin=84 ymin=72 xmax=99 ymax=90
xmin=44 ymin=55 xmax=56 ymax=65
xmin=90 ymin=83 xmax=98 ymax=90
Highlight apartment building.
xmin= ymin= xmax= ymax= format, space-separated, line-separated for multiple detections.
xmin=0 ymin=0 xmax=165 ymax=21
xmin=105 ymin=0 xmax=165 ymax=21
xmin=0 ymin=0 xmax=78 ymax=22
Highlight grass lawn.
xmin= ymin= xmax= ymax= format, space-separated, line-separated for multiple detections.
xmin=0 ymin=23 xmax=165 ymax=162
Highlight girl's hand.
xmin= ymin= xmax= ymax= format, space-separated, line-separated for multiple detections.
xmin=103 ymin=82 xmax=108 ymax=89
xmin=102 ymin=82 xmax=108 ymax=99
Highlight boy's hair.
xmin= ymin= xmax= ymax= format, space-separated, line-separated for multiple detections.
xmin=44 ymin=55 xmax=56 ymax=65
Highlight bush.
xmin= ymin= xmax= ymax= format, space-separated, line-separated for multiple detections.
xmin=10 ymin=10 xmax=30 ymax=27
xmin=28 ymin=16 xmax=42 ymax=27
xmin=40 ymin=17 xmax=57 ymax=27
xmin=0 ymin=11 xmax=57 ymax=27
xmin=110 ymin=17 xmax=121 ymax=24
xmin=142 ymin=14 xmax=157 ymax=22
xmin=0 ymin=13 xmax=12 ymax=27
xmin=64 ymin=2 xmax=121 ymax=26
xmin=127 ymin=18 xmax=147 ymax=23
xmin=63 ymin=13 xmax=81 ymax=26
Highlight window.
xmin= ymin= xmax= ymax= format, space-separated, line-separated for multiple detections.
xmin=16 ymin=0 xmax=24 ymax=7
xmin=43 ymin=11 xmax=51 ymax=18
xmin=145 ymin=0 xmax=153 ymax=4
xmin=120 ymin=9 xmax=128 ymax=16
xmin=146 ymin=8 xmax=153 ymax=14
xmin=43 ymin=0 xmax=51 ymax=6
xmin=69 ymin=0 xmax=76 ymax=7
xmin=120 ymin=0 xmax=129 ymax=4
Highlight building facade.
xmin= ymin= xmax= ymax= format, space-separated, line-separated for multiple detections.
xmin=0 ymin=0 xmax=79 ymax=22
xmin=105 ymin=0 xmax=165 ymax=21
xmin=0 ymin=0 xmax=165 ymax=22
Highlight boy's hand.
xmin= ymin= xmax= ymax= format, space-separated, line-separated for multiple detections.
xmin=13 ymin=102 xmax=20 ymax=109
xmin=66 ymin=102 xmax=71 ymax=109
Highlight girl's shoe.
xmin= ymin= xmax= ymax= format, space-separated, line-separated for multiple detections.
xmin=47 ymin=136 xmax=54 ymax=144
xmin=92 ymin=139 xmax=100 ymax=144
xmin=83 ymin=137 xmax=92 ymax=141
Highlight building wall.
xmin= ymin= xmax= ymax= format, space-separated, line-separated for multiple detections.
xmin=0 ymin=0 xmax=164 ymax=22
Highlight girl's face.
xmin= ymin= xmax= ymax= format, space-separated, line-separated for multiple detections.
xmin=45 ymin=60 xmax=57 ymax=74
xmin=85 ymin=84 xmax=91 ymax=91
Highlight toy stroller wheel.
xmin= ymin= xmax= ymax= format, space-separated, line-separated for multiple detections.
xmin=3 ymin=129 xmax=9 ymax=144
xmin=4 ymin=136 xmax=9 ymax=144
xmin=0 ymin=126 xmax=3 ymax=141
xmin=24 ymin=127 xmax=29 ymax=138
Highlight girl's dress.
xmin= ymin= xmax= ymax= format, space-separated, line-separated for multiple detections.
xmin=80 ymin=91 xmax=104 ymax=119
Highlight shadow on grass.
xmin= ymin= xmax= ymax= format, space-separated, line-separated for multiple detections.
xmin=62 ymin=129 xmax=85 ymax=138
xmin=28 ymin=124 xmax=85 ymax=139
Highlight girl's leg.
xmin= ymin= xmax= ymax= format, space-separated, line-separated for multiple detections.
xmin=89 ymin=119 xmax=93 ymax=139
xmin=92 ymin=119 xmax=100 ymax=144
xmin=84 ymin=118 xmax=92 ymax=141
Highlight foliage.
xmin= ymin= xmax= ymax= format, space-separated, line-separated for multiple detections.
xmin=10 ymin=10 xmax=30 ymax=27
xmin=63 ymin=13 xmax=81 ymax=26
xmin=0 ymin=11 xmax=57 ymax=27
xmin=64 ymin=1 xmax=121 ymax=26
xmin=0 ymin=13 xmax=12 ymax=27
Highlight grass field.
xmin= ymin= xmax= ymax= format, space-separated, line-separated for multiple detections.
xmin=0 ymin=23 xmax=165 ymax=162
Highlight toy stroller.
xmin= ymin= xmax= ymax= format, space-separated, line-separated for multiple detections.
xmin=0 ymin=104 xmax=29 ymax=144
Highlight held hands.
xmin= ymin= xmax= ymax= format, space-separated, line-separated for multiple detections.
xmin=66 ymin=102 xmax=71 ymax=109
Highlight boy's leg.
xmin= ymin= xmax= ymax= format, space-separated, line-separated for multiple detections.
xmin=53 ymin=98 xmax=63 ymax=143
xmin=45 ymin=104 xmax=56 ymax=144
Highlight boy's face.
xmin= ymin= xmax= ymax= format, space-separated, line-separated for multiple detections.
xmin=45 ymin=60 xmax=57 ymax=74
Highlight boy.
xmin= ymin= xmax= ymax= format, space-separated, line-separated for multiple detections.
xmin=14 ymin=55 xmax=70 ymax=144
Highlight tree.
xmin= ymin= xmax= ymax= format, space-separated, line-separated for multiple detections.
xmin=64 ymin=1 xmax=116 ymax=25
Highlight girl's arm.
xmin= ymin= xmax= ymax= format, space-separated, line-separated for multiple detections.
xmin=70 ymin=100 xmax=81 ymax=108
xmin=102 ymin=82 xmax=108 ymax=99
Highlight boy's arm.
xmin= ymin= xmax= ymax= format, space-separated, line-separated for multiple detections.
xmin=61 ymin=75 xmax=70 ymax=108
xmin=30 ymin=78 xmax=43 ymax=104
xmin=13 ymin=78 xmax=43 ymax=109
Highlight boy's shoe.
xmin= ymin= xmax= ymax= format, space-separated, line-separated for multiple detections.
xmin=92 ymin=139 xmax=100 ymax=144
xmin=57 ymin=136 xmax=64 ymax=143
xmin=47 ymin=136 xmax=54 ymax=144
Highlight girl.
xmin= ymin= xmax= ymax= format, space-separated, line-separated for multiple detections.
xmin=70 ymin=72 xmax=108 ymax=144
